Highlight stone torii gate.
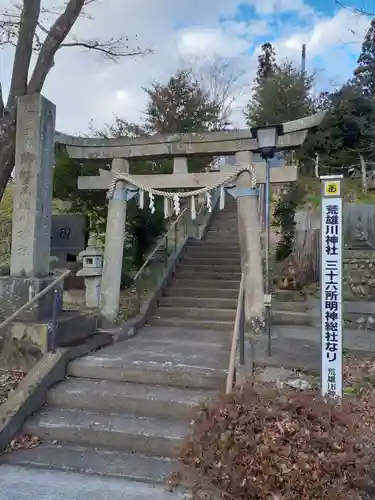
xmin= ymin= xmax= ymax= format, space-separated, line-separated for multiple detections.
xmin=56 ymin=112 xmax=324 ymax=327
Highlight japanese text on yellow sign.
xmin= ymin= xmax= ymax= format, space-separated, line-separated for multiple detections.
xmin=324 ymin=181 xmax=340 ymax=196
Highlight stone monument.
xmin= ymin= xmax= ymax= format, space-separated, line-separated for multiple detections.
xmin=0 ymin=93 xmax=59 ymax=321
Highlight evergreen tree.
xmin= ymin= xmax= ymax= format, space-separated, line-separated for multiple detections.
xmin=144 ymin=70 xmax=221 ymax=134
xmin=144 ymin=69 xmax=223 ymax=172
xmin=302 ymin=82 xmax=375 ymax=173
xmin=255 ymin=42 xmax=277 ymax=85
xmin=354 ymin=18 xmax=375 ymax=99
xmin=246 ymin=61 xmax=315 ymax=126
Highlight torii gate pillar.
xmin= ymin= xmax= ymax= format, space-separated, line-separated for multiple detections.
xmin=235 ymin=151 xmax=264 ymax=329
xmin=100 ymin=158 xmax=129 ymax=323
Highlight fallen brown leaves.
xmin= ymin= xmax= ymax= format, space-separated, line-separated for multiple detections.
xmin=0 ymin=368 xmax=24 ymax=405
xmin=0 ymin=368 xmax=41 ymax=454
xmin=344 ymin=357 xmax=375 ymax=447
xmin=3 ymin=434 xmax=41 ymax=454
xmin=175 ymin=371 xmax=375 ymax=500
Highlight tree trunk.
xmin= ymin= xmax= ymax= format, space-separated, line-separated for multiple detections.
xmin=0 ymin=112 xmax=17 ymax=201
xmin=314 ymin=153 xmax=319 ymax=178
xmin=360 ymin=154 xmax=367 ymax=193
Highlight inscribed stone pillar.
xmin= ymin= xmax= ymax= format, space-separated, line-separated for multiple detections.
xmin=0 ymin=93 xmax=58 ymax=321
xmin=235 ymin=151 xmax=264 ymax=328
xmin=11 ymin=93 xmax=55 ymax=276
xmin=100 ymin=158 xmax=129 ymax=323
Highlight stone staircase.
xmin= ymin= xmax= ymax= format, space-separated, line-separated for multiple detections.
xmin=152 ymin=197 xmax=241 ymax=332
xmin=0 ymin=202 xmax=239 ymax=499
xmin=151 ymin=196 xmax=310 ymax=331
xmin=1 ymin=200 xmax=313 ymax=498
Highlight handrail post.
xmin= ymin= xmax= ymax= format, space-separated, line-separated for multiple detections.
xmin=135 ymin=276 xmax=141 ymax=314
xmin=239 ymin=288 xmax=245 ymax=367
xmin=0 ymin=269 xmax=71 ymax=332
xmin=164 ymin=236 xmax=168 ymax=268
xmin=50 ymin=287 xmax=59 ymax=353
xmin=174 ymin=220 xmax=177 ymax=252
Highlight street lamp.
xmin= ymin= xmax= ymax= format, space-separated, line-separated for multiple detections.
xmin=253 ymin=125 xmax=279 ymax=158
xmin=251 ymin=124 xmax=283 ymax=356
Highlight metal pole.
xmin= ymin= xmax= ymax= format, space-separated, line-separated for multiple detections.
xmin=264 ymin=158 xmax=272 ymax=356
xmin=50 ymin=287 xmax=59 ymax=353
xmin=239 ymin=290 xmax=245 ymax=366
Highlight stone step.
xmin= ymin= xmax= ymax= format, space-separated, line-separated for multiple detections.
xmin=0 ymin=464 xmax=184 ymax=500
xmin=204 ymin=237 xmax=240 ymax=244
xmin=23 ymin=407 xmax=187 ymax=458
xmin=68 ymin=337 xmax=228 ymax=390
xmin=48 ymin=377 xmax=214 ymax=419
xmin=155 ymin=306 xmax=236 ymax=322
xmin=174 ymin=270 xmax=241 ymax=281
xmin=273 ymin=301 xmax=308 ymax=312
xmin=188 ymin=246 xmax=240 ymax=254
xmin=171 ymin=279 xmax=239 ymax=290
xmin=159 ymin=296 xmax=308 ymax=313
xmin=138 ymin=325 xmax=228 ymax=345
xmin=159 ymin=296 xmax=237 ymax=310
xmin=164 ymin=286 xmax=239 ymax=299
xmin=185 ymin=248 xmax=241 ymax=258
xmin=272 ymin=310 xmax=311 ymax=326
xmin=151 ymin=316 xmax=233 ymax=333
xmin=273 ymin=289 xmax=306 ymax=301
xmin=209 ymin=223 xmax=238 ymax=229
xmin=184 ymin=252 xmax=241 ymax=261
xmin=177 ymin=263 xmax=240 ymax=273
xmin=206 ymin=229 xmax=239 ymax=235
xmin=1 ymin=443 xmax=175 ymax=485
xmin=189 ymin=240 xmax=240 ymax=249
xmin=181 ymin=256 xmax=240 ymax=266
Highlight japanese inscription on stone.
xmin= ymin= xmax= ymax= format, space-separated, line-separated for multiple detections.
xmin=321 ymin=178 xmax=343 ymax=400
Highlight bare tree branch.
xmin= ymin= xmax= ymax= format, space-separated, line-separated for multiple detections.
xmin=6 ymin=0 xmax=40 ymax=108
xmin=335 ymin=0 xmax=374 ymax=16
xmin=60 ymin=36 xmax=151 ymax=61
xmin=0 ymin=1 xmax=152 ymax=94
xmin=28 ymin=0 xmax=89 ymax=93
xmin=0 ymin=0 xmax=151 ymax=200
xmin=180 ymin=56 xmax=244 ymax=129
xmin=0 ymin=82 xmax=4 ymax=118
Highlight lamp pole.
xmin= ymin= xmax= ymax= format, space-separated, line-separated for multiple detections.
xmin=251 ymin=124 xmax=282 ymax=357
xmin=264 ymin=156 xmax=272 ymax=356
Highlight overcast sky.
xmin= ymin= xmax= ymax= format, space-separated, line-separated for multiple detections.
xmin=0 ymin=0 xmax=371 ymax=135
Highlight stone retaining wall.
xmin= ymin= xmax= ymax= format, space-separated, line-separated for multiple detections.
xmin=0 ymin=217 xmax=11 ymax=260
xmin=304 ymin=249 xmax=375 ymax=300
xmin=343 ymin=250 xmax=375 ymax=300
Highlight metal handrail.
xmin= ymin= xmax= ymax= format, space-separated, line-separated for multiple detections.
xmin=226 ymin=268 xmax=246 ymax=395
xmin=0 ymin=269 xmax=71 ymax=331
xmin=133 ymin=207 xmax=189 ymax=281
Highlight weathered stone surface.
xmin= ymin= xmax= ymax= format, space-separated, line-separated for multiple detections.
xmin=77 ymin=164 xmax=297 ymax=191
xmin=56 ymin=111 xmax=325 ymax=160
xmin=0 ymin=465 xmax=184 ymax=500
xmin=0 ymin=275 xmax=60 ymax=321
xmin=303 ymin=249 xmax=375 ymax=301
xmin=0 ymin=215 xmax=87 ymax=265
xmin=256 ymin=366 xmax=312 ymax=390
xmin=11 ymin=94 xmax=55 ymax=278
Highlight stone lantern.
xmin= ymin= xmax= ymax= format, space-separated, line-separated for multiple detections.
xmin=76 ymin=235 xmax=103 ymax=308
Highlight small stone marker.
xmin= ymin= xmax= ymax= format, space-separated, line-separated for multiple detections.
xmin=320 ymin=175 xmax=343 ymax=400
xmin=50 ymin=214 xmax=87 ymax=262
